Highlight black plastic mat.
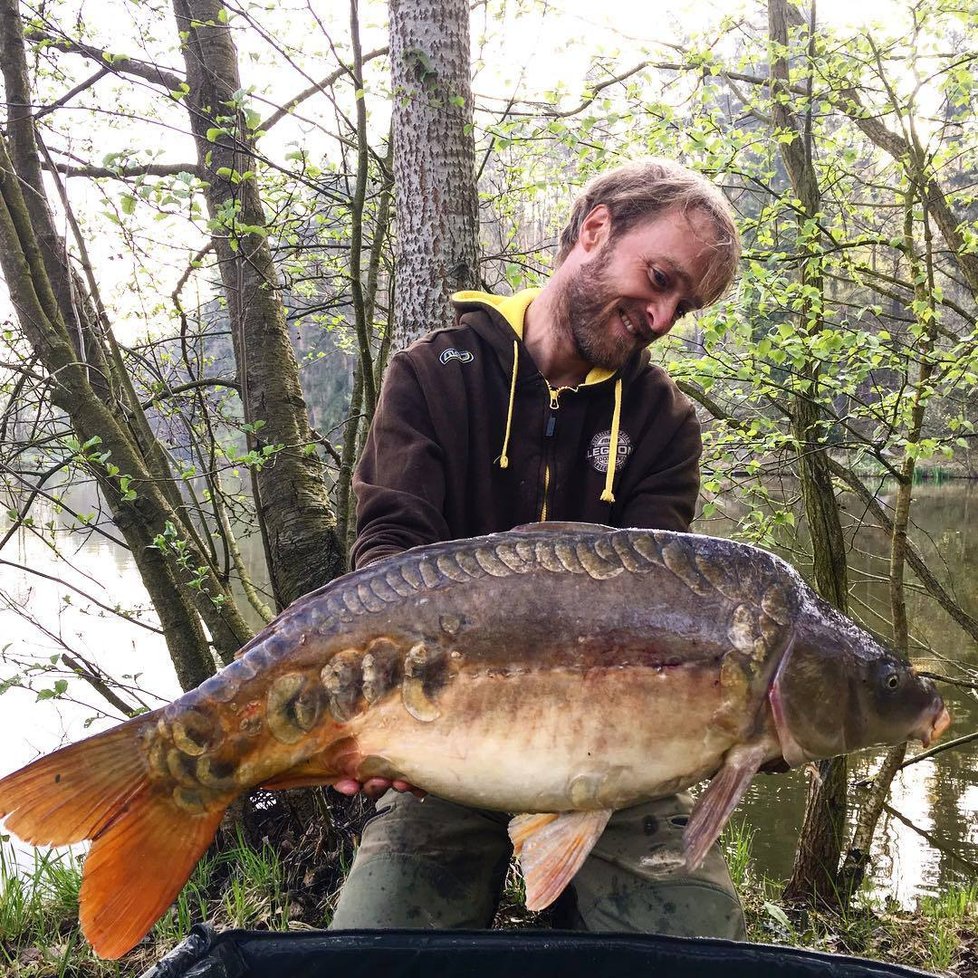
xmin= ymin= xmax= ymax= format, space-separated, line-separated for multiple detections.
xmin=140 ymin=926 xmax=940 ymax=978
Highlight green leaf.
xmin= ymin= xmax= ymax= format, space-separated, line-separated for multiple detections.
xmin=763 ymin=902 xmax=793 ymax=930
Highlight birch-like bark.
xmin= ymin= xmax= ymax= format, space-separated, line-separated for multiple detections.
xmin=388 ymin=0 xmax=480 ymax=350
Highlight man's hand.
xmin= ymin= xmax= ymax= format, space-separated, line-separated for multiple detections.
xmin=332 ymin=777 xmax=425 ymax=800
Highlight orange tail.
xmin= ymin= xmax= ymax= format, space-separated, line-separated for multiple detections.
xmin=0 ymin=713 xmax=226 ymax=959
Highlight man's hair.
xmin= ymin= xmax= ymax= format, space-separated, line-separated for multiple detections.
xmin=555 ymin=158 xmax=741 ymax=305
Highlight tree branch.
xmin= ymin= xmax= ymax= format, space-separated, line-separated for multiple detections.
xmin=45 ymin=161 xmax=203 ymax=179
xmin=33 ymin=66 xmax=110 ymax=120
xmin=258 ymin=46 xmax=388 ymax=131
xmin=140 ymin=376 xmax=241 ymax=409
xmin=25 ymin=26 xmax=185 ymax=91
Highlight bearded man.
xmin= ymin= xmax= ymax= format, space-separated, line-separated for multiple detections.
xmin=330 ymin=159 xmax=745 ymax=938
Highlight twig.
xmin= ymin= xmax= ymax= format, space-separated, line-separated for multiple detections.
xmin=899 ymin=730 xmax=978 ymax=770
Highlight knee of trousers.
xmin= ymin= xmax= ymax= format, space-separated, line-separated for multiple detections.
xmin=329 ymin=790 xmax=511 ymax=930
xmin=564 ymin=794 xmax=747 ymax=940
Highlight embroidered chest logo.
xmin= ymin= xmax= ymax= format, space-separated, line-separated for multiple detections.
xmin=439 ymin=348 xmax=474 ymax=365
xmin=587 ymin=429 xmax=633 ymax=473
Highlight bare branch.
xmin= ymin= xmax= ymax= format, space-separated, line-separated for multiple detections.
xmin=33 ymin=66 xmax=110 ymax=120
xmin=46 ymin=161 xmax=203 ymax=179
xmin=258 ymin=46 xmax=389 ymax=132
xmin=0 ymin=558 xmax=163 ymax=633
xmin=24 ymin=26 xmax=185 ymax=91
xmin=140 ymin=377 xmax=241 ymax=409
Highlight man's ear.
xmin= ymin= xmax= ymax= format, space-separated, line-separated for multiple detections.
xmin=577 ymin=204 xmax=612 ymax=254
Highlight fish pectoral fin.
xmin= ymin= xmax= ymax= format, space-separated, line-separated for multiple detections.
xmin=683 ymin=742 xmax=770 ymax=872
xmin=508 ymin=809 xmax=613 ymax=912
xmin=259 ymin=757 xmax=340 ymax=791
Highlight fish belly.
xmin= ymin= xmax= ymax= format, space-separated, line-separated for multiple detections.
xmin=351 ymin=663 xmax=735 ymax=812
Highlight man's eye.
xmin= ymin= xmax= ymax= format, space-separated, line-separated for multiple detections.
xmin=650 ymin=268 xmax=668 ymax=288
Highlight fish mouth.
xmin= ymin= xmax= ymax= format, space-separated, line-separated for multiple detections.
xmin=919 ymin=705 xmax=952 ymax=748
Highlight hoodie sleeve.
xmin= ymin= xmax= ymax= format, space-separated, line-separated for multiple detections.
xmin=615 ymin=403 xmax=702 ymax=532
xmin=351 ymin=352 xmax=451 ymax=569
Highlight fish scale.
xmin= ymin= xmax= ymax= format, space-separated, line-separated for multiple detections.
xmin=0 ymin=522 xmax=949 ymax=960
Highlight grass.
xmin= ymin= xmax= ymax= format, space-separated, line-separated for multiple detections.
xmin=721 ymin=823 xmax=978 ymax=976
xmin=5 ymin=824 xmax=978 ymax=975
xmin=0 ymin=829 xmax=304 ymax=977
xmin=1 ymin=844 xmax=83 ymax=962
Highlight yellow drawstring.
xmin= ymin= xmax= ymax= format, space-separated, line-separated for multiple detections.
xmin=600 ymin=378 xmax=623 ymax=503
xmin=499 ymin=340 xmax=519 ymax=469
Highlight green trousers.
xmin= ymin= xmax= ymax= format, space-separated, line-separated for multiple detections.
xmin=330 ymin=790 xmax=746 ymax=938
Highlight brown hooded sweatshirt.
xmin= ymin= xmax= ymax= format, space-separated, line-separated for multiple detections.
xmin=351 ymin=289 xmax=701 ymax=569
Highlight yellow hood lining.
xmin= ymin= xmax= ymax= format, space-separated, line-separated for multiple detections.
xmin=452 ymin=289 xmax=623 ymax=507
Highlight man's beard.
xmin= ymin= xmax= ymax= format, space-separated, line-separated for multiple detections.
xmin=552 ymin=246 xmax=639 ymax=372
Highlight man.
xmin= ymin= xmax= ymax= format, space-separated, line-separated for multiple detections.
xmin=330 ymin=159 xmax=744 ymax=937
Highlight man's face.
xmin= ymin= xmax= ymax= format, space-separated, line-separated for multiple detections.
xmin=555 ymin=207 xmax=719 ymax=371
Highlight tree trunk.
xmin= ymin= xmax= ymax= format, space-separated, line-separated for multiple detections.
xmin=838 ymin=185 xmax=940 ymax=901
xmin=0 ymin=0 xmax=252 ymax=688
xmin=768 ymin=0 xmax=851 ymax=906
xmin=0 ymin=133 xmax=229 ymax=689
xmin=388 ymin=0 xmax=481 ymax=350
xmin=173 ymin=0 xmax=344 ymax=607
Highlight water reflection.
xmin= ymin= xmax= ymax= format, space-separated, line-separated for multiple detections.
xmin=698 ymin=481 xmax=978 ymax=903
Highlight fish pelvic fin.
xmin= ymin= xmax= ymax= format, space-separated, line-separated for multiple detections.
xmin=683 ymin=742 xmax=770 ymax=872
xmin=0 ymin=712 xmax=228 ymax=959
xmin=508 ymin=809 xmax=612 ymax=912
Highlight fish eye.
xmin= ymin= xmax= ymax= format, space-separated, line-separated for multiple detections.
xmin=883 ymin=668 xmax=902 ymax=691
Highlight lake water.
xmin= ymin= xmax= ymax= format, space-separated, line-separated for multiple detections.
xmin=1 ymin=481 xmax=976 ymax=906
xmin=701 ymin=480 xmax=978 ymax=904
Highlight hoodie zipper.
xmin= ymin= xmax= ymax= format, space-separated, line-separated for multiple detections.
xmin=540 ymin=386 xmax=563 ymax=521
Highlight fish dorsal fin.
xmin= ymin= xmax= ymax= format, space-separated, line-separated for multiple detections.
xmin=508 ymin=809 xmax=612 ymax=911
xmin=683 ymin=741 xmax=771 ymax=871
xmin=510 ymin=521 xmax=615 ymax=534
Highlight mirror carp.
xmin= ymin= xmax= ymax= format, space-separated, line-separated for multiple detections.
xmin=0 ymin=523 xmax=950 ymax=958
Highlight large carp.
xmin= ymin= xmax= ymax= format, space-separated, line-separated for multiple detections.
xmin=0 ymin=523 xmax=949 ymax=958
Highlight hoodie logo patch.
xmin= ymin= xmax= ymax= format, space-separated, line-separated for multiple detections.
xmin=587 ymin=429 xmax=633 ymax=473
xmin=439 ymin=348 xmax=474 ymax=365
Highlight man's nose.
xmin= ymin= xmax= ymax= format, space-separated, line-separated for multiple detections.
xmin=645 ymin=297 xmax=679 ymax=336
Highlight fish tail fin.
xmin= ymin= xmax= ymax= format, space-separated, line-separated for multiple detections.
xmin=80 ymin=784 xmax=225 ymax=958
xmin=0 ymin=714 xmax=158 ymax=846
xmin=0 ymin=713 xmax=226 ymax=959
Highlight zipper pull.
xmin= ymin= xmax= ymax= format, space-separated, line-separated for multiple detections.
xmin=546 ymin=387 xmax=560 ymax=437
